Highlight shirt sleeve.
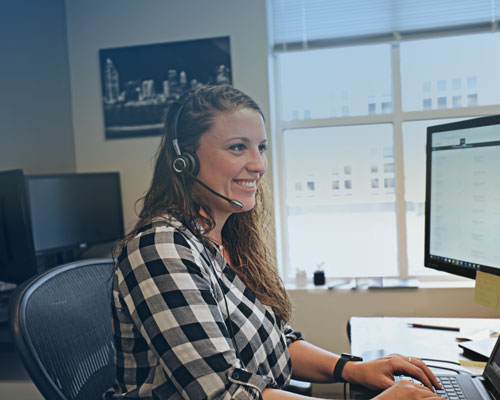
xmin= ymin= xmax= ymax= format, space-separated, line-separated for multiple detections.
xmin=116 ymin=227 xmax=271 ymax=399
xmin=283 ymin=324 xmax=304 ymax=347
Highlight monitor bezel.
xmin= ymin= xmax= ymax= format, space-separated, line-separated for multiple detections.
xmin=483 ymin=334 xmax=500 ymax=396
xmin=25 ymin=172 xmax=125 ymax=255
xmin=424 ymin=114 xmax=500 ymax=280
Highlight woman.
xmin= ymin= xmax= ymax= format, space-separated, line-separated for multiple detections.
xmin=105 ymin=85 xmax=443 ymax=399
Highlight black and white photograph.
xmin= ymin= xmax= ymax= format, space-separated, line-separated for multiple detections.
xmin=99 ymin=36 xmax=232 ymax=139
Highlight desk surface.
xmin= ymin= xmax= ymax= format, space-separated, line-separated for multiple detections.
xmin=349 ymin=317 xmax=500 ymax=363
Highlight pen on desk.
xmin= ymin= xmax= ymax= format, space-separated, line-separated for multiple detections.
xmin=407 ymin=323 xmax=460 ymax=331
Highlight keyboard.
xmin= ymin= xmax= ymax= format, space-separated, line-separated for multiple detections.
xmin=435 ymin=376 xmax=466 ymax=399
xmin=396 ymin=375 xmax=466 ymax=399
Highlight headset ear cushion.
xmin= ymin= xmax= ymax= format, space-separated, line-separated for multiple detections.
xmin=183 ymin=152 xmax=200 ymax=176
xmin=172 ymin=152 xmax=199 ymax=176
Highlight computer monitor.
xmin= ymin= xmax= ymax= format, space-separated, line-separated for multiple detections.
xmin=0 ymin=170 xmax=38 ymax=284
xmin=424 ymin=114 xmax=500 ymax=279
xmin=25 ymin=172 xmax=124 ymax=255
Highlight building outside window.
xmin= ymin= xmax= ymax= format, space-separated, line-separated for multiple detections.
xmin=269 ymin=0 xmax=500 ymax=282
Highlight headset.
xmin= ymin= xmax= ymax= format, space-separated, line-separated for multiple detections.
xmin=171 ymin=99 xmax=200 ymax=176
xmin=170 ymin=97 xmax=243 ymax=209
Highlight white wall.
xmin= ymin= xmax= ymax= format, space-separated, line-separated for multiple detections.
xmin=0 ymin=0 xmax=75 ymax=174
xmin=65 ymin=0 xmax=271 ymax=232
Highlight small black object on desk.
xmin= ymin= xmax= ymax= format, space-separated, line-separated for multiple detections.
xmin=313 ymin=270 xmax=325 ymax=286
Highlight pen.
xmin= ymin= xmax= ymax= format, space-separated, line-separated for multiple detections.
xmin=407 ymin=323 xmax=460 ymax=331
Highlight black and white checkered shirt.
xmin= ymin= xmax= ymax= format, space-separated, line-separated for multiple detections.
xmin=105 ymin=218 xmax=302 ymax=399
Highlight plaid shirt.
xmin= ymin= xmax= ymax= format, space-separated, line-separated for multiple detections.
xmin=105 ymin=218 xmax=302 ymax=399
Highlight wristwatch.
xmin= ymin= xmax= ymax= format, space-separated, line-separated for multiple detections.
xmin=333 ymin=353 xmax=363 ymax=383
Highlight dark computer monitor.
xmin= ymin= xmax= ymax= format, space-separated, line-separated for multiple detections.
xmin=424 ymin=114 xmax=500 ymax=279
xmin=0 ymin=170 xmax=38 ymax=284
xmin=25 ymin=172 xmax=124 ymax=255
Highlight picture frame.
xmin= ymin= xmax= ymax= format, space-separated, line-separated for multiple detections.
xmin=99 ymin=36 xmax=232 ymax=139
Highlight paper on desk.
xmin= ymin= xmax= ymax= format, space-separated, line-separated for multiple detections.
xmin=455 ymin=328 xmax=499 ymax=342
xmin=459 ymin=360 xmax=487 ymax=376
xmin=474 ymin=271 xmax=500 ymax=309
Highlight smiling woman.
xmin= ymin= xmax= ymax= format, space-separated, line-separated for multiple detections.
xmin=105 ymin=85 xmax=443 ymax=400
xmin=195 ymin=108 xmax=268 ymax=217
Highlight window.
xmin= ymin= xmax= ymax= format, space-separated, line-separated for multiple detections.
xmin=270 ymin=1 xmax=500 ymax=280
xmin=400 ymin=34 xmax=500 ymax=112
xmin=278 ymin=45 xmax=392 ymax=120
xmin=284 ymin=124 xmax=397 ymax=279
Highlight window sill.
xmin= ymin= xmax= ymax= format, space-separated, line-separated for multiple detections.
xmin=285 ymin=278 xmax=475 ymax=292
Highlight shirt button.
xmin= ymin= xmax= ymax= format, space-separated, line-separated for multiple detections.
xmin=232 ymin=371 xmax=239 ymax=380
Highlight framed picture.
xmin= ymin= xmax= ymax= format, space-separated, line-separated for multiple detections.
xmin=99 ymin=36 xmax=232 ymax=139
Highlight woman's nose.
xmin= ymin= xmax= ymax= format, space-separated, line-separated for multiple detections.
xmin=247 ymin=149 xmax=266 ymax=173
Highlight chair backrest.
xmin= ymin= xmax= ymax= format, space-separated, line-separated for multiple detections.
xmin=9 ymin=258 xmax=116 ymax=400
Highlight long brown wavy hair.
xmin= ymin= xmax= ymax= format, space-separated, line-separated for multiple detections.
xmin=122 ymin=85 xmax=291 ymax=323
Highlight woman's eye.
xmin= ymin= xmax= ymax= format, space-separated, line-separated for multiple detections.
xmin=229 ymin=144 xmax=245 ymax=152
xmin=259 ymin=144 xmax=268 ymax=153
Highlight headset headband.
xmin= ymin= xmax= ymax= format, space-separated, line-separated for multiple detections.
xmin=172 ymin=100 xmax=186 ymax=157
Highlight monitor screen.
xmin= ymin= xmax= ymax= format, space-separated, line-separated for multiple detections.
xmin=424 ymin=115 xmax=500 ymax=279
xmin=0 ymin=170 xmax=38 ymax=284
xmin=26 ymin=172 xmax=124 ymax=254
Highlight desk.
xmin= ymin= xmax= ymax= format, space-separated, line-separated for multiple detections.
xmin=349 ymin=317 xmax=500 ymax=363
xmin=349 ymin=317 xmax=500 ymax=399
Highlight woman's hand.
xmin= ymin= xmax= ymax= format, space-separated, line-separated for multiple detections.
xmin=374 ymin=380 xmax=444 ymax=399
xmin=343 ymin=353 xmax=442 ymax=391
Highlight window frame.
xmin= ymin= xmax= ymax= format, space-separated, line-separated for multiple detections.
xmin=271 ymin=35 xmax=500 ymax=282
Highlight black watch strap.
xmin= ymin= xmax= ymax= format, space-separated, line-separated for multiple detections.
xmin=333 ymin=353 xmax=363 ymax=383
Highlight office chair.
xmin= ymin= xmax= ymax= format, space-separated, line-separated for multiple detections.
xmin=9 ymin=257 xmax=311 ymax=398
xmin=9 ymin=258 xmax=116 ymax=400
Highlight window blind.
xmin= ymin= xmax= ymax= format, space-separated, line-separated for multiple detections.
xmin=271 ymin=0 xmax=500 ymax=51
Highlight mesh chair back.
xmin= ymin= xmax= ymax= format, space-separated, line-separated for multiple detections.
xmin=9 ymin=258 xmax=116 ymax=400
